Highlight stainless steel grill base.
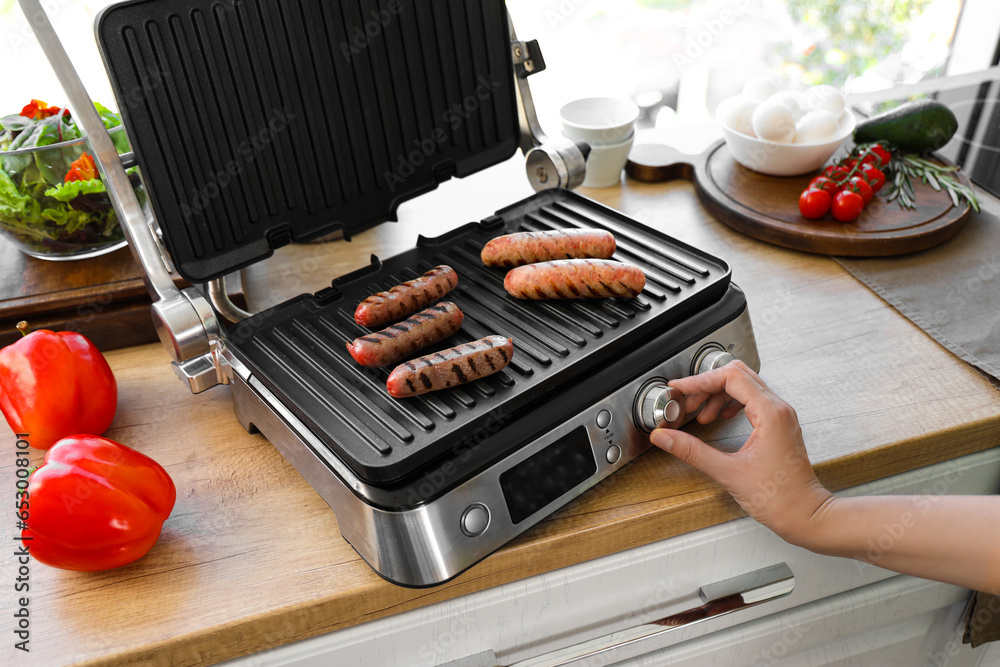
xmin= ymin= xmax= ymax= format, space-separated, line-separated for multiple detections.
xmin=225 ymin=298 xmax=759 ymax=587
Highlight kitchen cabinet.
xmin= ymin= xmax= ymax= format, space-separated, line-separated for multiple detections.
xmin=227 ymin=447 xmax=1000 ymax=667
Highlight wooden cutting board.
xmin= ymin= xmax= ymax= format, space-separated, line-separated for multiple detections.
xmin=0 ymin=242 xmax=245 ymax=351
xmin=626 ymin=140 xmax=973 ymax=256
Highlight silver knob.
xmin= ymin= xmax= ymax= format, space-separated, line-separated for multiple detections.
xmin=634 ymin=382 xmax=684 ymax=433
xmin=695 ymin=347 xmax=736 ymax=375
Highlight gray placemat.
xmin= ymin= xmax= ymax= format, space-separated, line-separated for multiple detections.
xmin=835 ymin=201 xmax=1000 ymax=388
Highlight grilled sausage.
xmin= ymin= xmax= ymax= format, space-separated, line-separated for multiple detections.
xmin=504 ymin=259 xmax=646 ymax=300
xmin=347 ymin=302 xmax=464 ymax=368
xmin=481 ymin=229 xmax=617 ymax=268
xmin=387 ymin=336 xmax=514 ymax=398
xmin=355 ymin=266 xmax=458 ymax=328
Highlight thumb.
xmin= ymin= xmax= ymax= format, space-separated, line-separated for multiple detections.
xmin=651 ymin=429 xmax=735 ymax=481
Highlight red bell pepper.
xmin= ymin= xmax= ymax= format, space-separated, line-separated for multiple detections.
xmin=24 ymin=435 xmax=176 ymax=571
xmin=65 ymin=152 xmax=98 ymax=183
xmin=0 ymin=322 xmax=117 ymax=450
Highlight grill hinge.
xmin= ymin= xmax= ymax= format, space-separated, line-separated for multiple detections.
xmin=508 ymin=14 xmax=587 ymax=192
xmin=172 ymin=340 xmax=231 ymax=394
xmin=512 ymin=39 xmax=546 ymax=78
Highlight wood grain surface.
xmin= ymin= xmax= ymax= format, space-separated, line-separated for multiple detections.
xmin=1 ymin=157 xmax=998 ymax=667
xmin=0 ymin=241 xmax=247 ymax=351
xmin=627 ymin=141 xmax=973 ymax=256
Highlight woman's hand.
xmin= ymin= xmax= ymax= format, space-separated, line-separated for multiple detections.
xmin=652 ymin=361 xmax=1000 ymax=593
xmin=649 ymin=361 xmax=833 ymax=546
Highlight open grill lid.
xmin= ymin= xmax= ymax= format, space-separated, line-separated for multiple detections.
xmin=96 ymin=0 xmax=521 ymax=282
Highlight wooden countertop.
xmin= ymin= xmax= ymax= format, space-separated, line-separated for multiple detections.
xmin=3 ymin=156 xmax=999 ymax=667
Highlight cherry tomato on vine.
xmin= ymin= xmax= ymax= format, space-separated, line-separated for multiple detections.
xmin=860 ymin=164 xmax=886 ymax=192
xmin=846 ymin=176 xmax=874 ymax=204
xmin=823 ymin=165 xmax=851 ymax=181
xmin=869 ymin=145 xmax=892 ymax=168
xmin=799 ymin=188 xmax=832 ymax=219
xmin=842 ymin=158 xmax=858 ymax=170
xmin=860 ymin=153 xmax=880 ymax=167
xmin=832 ymin=190 xmax=864 ymax=222
xmin=809 ymin=176 xmax=841 ymax=194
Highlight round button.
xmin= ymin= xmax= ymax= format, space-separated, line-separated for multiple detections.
xmin=461 ymin=504 xmax=490 ymax=537
xmin=606 ymin=445 xmax=622 ymax=464
xmin=596 ymin=410 xmax=613 ymax=429
xmin=663 ymin=399 xmax=682 ymax=423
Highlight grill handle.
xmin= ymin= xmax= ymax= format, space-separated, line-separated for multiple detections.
xmin=507 ymin=563 xmax=795 ymax=667
xmin=20 ymin=0 xmax=234 ymax=392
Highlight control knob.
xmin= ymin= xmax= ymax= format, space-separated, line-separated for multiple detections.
xmin=634 ymin=382 xmax=684 ymax=433
xmin=694 ymin=346 xmax=736 ymax=375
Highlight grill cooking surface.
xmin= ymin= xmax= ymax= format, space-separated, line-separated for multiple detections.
xmin=228 ymin=190 xmax=730 ymax=485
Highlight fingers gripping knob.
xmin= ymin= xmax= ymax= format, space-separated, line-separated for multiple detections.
xmin=635 ymin=382 xmax=685 ymax=433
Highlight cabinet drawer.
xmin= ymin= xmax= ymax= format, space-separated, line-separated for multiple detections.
xmin=621 ymin=576 xmax=968 ymax=666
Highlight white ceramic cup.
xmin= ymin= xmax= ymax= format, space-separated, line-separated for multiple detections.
xmin=561 ymin=97 xmax=639 ymax=188
xmin=560 ymin=97 xmax=640 ymax=145
xmin=581 ymin=132 xmax=635 ymax=188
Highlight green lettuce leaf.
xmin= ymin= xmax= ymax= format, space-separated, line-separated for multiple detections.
xmin=0 ymin=168 xmax=31 ymax=217
xmin=44 ymin=179 xmax=107 ymax=203
xmin=38 ymin=205 xmax=100 ymax=234
xmin=94 ymin=102 xmax=121 ymax=129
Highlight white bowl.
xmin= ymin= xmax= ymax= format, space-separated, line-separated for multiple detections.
xmin=561 ymin=97 xmax=640 ymax=145
xmin=719 ymin=109 xmax=857 ymax=177
xmin=582 ymin=132 xmax=635 ymax=188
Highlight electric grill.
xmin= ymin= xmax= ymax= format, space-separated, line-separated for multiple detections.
xmin=24 ymin=0 xmax=760 ymax=587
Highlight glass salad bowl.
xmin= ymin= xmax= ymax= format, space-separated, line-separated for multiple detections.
xmin=0 ymin=102 xmax=143 ymax=261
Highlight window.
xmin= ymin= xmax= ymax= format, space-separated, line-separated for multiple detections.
xmin=504 ymin=0 xmax=992 ymax=128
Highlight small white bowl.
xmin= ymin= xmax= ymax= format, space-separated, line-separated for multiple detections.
xmin=582 ymin=132 xmax=635 ymax=188
xmin=719 ymin=109 xmax=857 ymax=177
xmin=561 ymin=97 xmax=640 ymax=145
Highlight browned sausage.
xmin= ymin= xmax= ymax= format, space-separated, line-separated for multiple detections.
xmin=481 ymin=229 xmax=616 ymax=268
xmin=386 ymin=336 xmax=514 ymax=398
xmin=347 ymin=303 xmax=464 ymax=368
xmin=355 ymin=266 xmax=458 ymax=328
xmin=504 ymin=259 xmax=646 ymax=300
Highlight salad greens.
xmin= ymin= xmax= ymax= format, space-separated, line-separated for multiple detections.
xmin=0 ymin=100 xmax=138 ymax=256
xmin=0 ymin=101 xmax=121 ymax=152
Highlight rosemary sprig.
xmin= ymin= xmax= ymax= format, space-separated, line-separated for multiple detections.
xmin=883 ymin=153 xmax=980 ymax=213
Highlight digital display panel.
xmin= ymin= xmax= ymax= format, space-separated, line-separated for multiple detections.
xmin=500 ymin=427 xmax=597 ymax=525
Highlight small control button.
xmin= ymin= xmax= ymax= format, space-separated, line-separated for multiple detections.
xmin=596 ymin=410 xmax=613 ymax=429
xmin=606 ymin=445 xmax=622 ymax=464
xmin=663 ymin=399 xmax=682 ymax=423
xmin=461 ymin=504 xmax=490 ymax=537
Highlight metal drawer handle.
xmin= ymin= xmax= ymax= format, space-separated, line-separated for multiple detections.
xmin=509 ymin=563 xmax=794 ymax=667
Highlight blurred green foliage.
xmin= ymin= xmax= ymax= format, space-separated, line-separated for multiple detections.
xmin=1 ymin=0 xmax=15 ymax=15
xmin=612 ymin=0 xmax=944 ymax=88
xmin=783 ymin=0 xmax=935 ymax=87
xmin=633 ymin=0 xmax=690 ymax=9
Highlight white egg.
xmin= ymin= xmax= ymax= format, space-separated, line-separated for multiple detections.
xmin=794 ymin=110 xmax=839 ymax=144
xmin=742 ymin=76 xmax=780 ymax=103
xmin=801 ymin=85 xmax=845 ymax=120
xmin=716 ymin=95 xmax=758 ymax=136
xmin=767 ymin=91 xmax=803 ymax=121
xmin=752 ymin=101 xmax=796 ymax=143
